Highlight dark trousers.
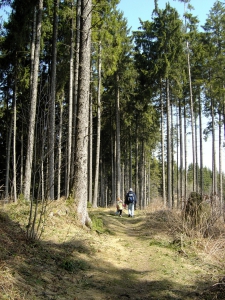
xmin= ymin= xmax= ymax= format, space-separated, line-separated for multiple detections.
xmin=118 ymin=209 xmax=122 ymax=216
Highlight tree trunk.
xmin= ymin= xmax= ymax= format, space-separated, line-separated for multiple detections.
xmin=166 ymin=78 xmax=172 ymax=208
xmin=114 ymin=134 xmax=117 ymax=202
xmin=140 ymin=141 xmax=145 ymax=209
xmin=135 ymin=121 xmax=139 ymax=203
xmin=67 ymin=3 xmax=74 ymax=198
xmin=179 ymin=98 xmax=183 ymax=208
xmin=195 ymin=113 xmax=198 ymax=192
xmin=5 ymin=116 xmax=12 ymax=201
xmin=71 ymin=0 xmax=81 ymax=183
xmin=171 ymin=104 xmax=174 ymax=208
xmin=57 ymin=94 xmax=63 ymax=199
xmin=20 ymin=126 xmax=24 ymax=194
xmin=199 ymin=94 xmax=203 ymax=195
xmin=49 ymin=0 xmax=59 ymax=200
xmin=187 ymin=41 xmax=196 ymax=191
xmin=129 ymin=129 xmax=132 ymax=189
xmin=211 ymin=96 xmax=217 ymax=194
xmin=176 ymin=106 xmax=179 ymax=208
xmin=160 ymin=80 xmax=166 ymax=206
xmin=24 ymin=0 xmax=43 ymax=201
xmin=88 ymin=89 xmax=93 ymax=205
xmin=93 ymin=42 xmax=102 ymax=208
xmin=184 ymin=101 xmax=188 ymax=203
xmin=121 ymin=163 xmax=124 ymax=201
xmin=37 ymin=115 xmax=45 ymax=200
xmin=111 ymin=126 xmax=115 ymax=205
xmin=116 ymin=74 xmax=121 ymax=199
xmin=13 ymin=61 xmax=17 ymax=203
xmin=73 ymin=0 xmax=92 ymax=226
xmin=100 ymin=156 xmax=104 ymax=206
xmin=144 ymin=152 xmax=147 ymax=208
xmin=148 ymin=159 xmax=151 ymax=205
xmin=219 ymin=110 xmax=223 ymax=209
xmin=30 ymin=7 xmax=36 ymax=99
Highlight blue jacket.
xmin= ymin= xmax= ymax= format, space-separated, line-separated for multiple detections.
xmin=125 ymin=191 xmax=137 ymax=205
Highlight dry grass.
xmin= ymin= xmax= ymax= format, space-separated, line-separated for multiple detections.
xmin=145 ymin=201 xmax=225 ymax=257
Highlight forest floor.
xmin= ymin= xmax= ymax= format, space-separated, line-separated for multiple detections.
xmin=1 ymin=199 xmax=225 ymax=300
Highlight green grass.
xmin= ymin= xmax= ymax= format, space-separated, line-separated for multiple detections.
xmin=60 ymin=258 xmax=90 ymax=272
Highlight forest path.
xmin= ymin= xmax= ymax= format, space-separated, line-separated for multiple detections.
xmin=1 ymin=204 xmax=223 ymax=300
xmin=77 ymin=208 xmax=218 ymax=300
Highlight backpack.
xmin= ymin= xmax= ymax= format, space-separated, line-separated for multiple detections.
xmin=128 ymin=192 xmax=134 ymax=204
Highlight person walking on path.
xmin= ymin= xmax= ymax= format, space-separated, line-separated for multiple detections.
xmin=116 ymin=197 xmax=123 ymax=217
xmin=125 ymin=188 xmax=137 ymax=217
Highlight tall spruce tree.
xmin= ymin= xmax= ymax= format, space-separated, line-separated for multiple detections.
xmin=134 ymin=4 xmax=183 ymax=207
xmin=24 ymin=0 xmax=43 ymax=201
xmin=73 ymin=0 xmax=92 ymax=226
xmin=202 ymin=1 xmax=225 ymax=201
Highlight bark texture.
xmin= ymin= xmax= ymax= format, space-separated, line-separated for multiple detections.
xmin=73 ymin=0 xmax=92 ymax=226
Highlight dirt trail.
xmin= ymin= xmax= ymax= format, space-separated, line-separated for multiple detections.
xmin=76 ymin=208 xmax=218 ymax=300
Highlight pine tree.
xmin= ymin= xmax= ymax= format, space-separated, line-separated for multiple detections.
xmin=24 ymin=0 xmax=43 ymax=201
xmin=73 ymin=0 xmax=92 ymax=226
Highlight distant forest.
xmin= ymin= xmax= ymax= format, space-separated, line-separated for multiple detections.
xmin=0 ymin=0 xmax=225 ymax=225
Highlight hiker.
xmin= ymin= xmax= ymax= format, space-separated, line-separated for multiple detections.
xmin=125 ymin=188 xmax=137 ymax=217
xmin=116 ymin=197 xmax=123 ymax=217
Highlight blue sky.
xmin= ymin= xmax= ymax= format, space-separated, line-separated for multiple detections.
xmin=118 ymin=0 xmax=216 ymax=31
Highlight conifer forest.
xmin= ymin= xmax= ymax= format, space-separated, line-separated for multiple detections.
xmin=1 ymin=0 xmax=225 ymax=225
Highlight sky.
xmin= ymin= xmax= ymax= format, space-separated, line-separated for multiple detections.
xmin=117 ymin=0 xmax=223 ymax=172
xmin=117 ymin=0 xmax=215 ymax=31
